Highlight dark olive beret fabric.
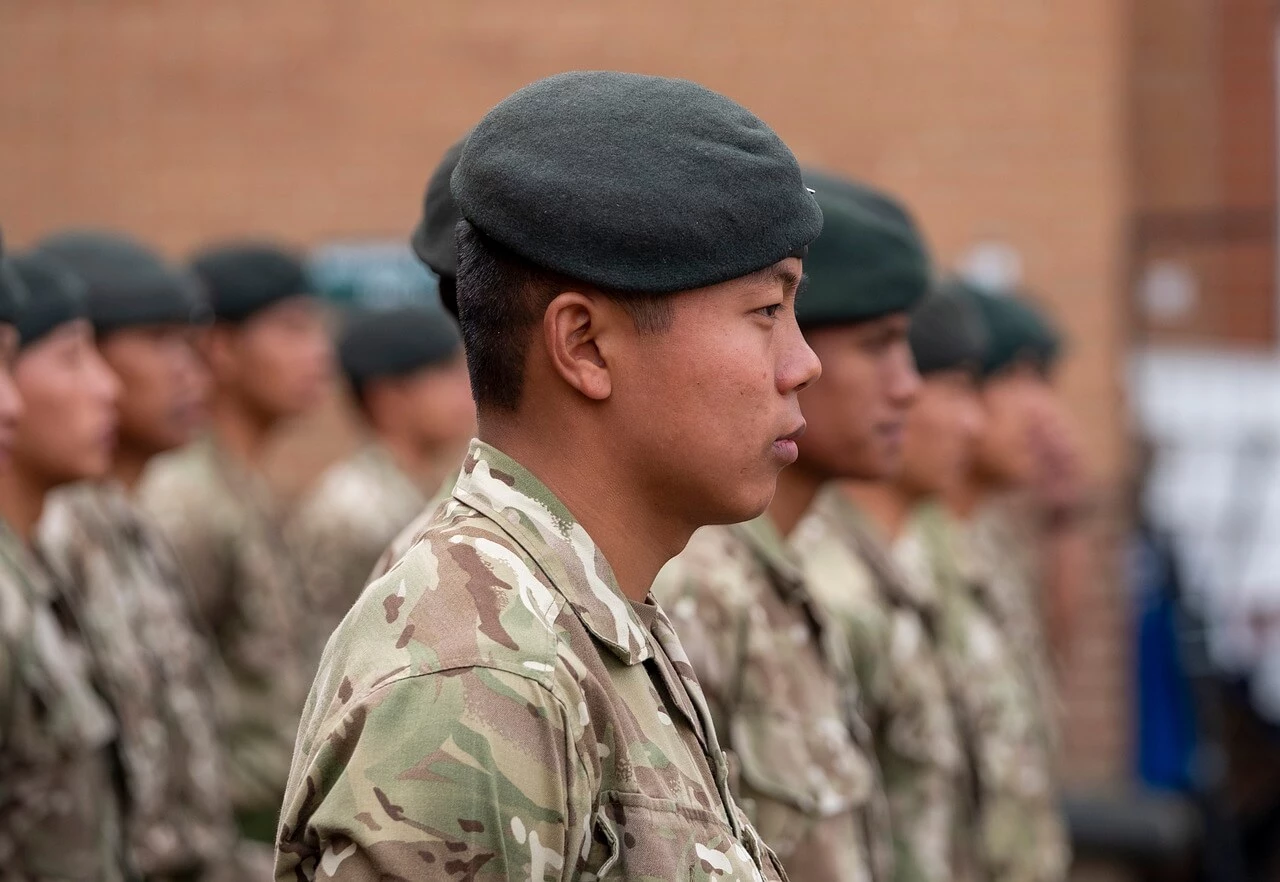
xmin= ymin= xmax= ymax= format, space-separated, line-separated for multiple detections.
xmin=36 ymin=230 xmax=206 ymax=334
xmin=908 ymin=287 xmax=988 ymax=376
xmin=940 ymin=276 xmax=1063 ymax=377
xmin=411 ymin=137 xmax=467 ymax=282
xmin=803 ymin=169 xmax=919 ymax=234
xmin=0 ymin=230 xmax=27 ymax=326
xmin=451 ymin=70 xmax=823 ymax=294
xmin=189 ymin=243 xmax=313 ymax=323
xmin=339 ymin=306 xmax=462 ymax=391
xmin=795 ymin=179 xmax=930 ymax=329
xmin=10 ymin=253 xmax=88 ymax=349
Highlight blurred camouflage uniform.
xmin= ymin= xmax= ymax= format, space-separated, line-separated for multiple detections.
xmin=140 ymin=435 xmax=308 ymax=841
xmin=0 ymin=520 xmax=129 ymax=881
xmin=39 ymin=482 xmax=238 ymax=880
xmin=288 ymin=443 xmax=431 ymax=661
xmin=913 ymin=503 xmax=1069 ymax=882
xmin=967 ymin=498 xmax=1060 ymax=760
xmin=792 ymin=486 xmax=975 ymax=882
xmin=653 ymin=515 xmax=890 ymax=882
xmin=277 ymin=441 xmax=784 ymax=881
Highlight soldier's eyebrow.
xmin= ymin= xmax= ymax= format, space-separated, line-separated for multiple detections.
xmin=793 ymin=273 xmax=810 ymax=302
xmin=771 ymin=263 xmax=803 ymax=292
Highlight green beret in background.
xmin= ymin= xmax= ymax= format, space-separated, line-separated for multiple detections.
xmin=795 ymin=178 xmax=931 ymax=329
xmin=908 ymin=286 xmax=988 ymax=376
xmin=451 ymin=70 xmax=823 ymax=294
xmin=0 ymin=230 xmax=28 ymax=326
xmin=308 ymin=241 xmax=440 ymax=312
xmin=189 ymin=242 xmax=313 ymax=323
xmin=411 ymin=137 xmax=467 ymax=283
xmin=35 ymin=229 xmax=206 ymax=335
xmin=339 ymin=306 xmax=462 ymax=395
xmin=940 ymin=276 xmax=1064 ymax=377
xmin=10 ymin=252 xmax=89 ymax=349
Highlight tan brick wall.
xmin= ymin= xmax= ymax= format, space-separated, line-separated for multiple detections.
xmin=0 ymin=0 xmax=1132 ymax=785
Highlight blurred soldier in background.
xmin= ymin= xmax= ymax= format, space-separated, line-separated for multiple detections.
xmin=653 ymin=177 xmax=929 ymax=882
xmin=277 ymin=71 xmax=823 ymax=880
xmin=33 ymin=230 xmax=244 ymax=881
xmin=910 ymin=276 xmax=1073 ymax=881
xmin=792 ymin=283 xmax=987 ymax=882
xmin=0 ymin=250 xmax=127 ymax=879
xmin=140 ymin=242 xmax=332 ymax=846
xmin=289 ymin=304 xmax=473 ymax=663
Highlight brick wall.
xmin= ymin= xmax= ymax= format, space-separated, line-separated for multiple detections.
xmin=0 ymin=0 xmax=1132 ymax=786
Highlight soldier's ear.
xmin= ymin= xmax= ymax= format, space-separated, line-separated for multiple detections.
xmin=541 ymin=290 xmax=614 ymax=402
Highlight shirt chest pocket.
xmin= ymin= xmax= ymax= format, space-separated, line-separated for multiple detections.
xmin=728 ymin=708 xmax=873 ymax=858
xmin=585 ymin=791 xmax=780 ymax=881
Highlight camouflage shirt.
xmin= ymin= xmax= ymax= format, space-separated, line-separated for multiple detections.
xmin=913 ymin=504 xmax=1068 ymax=882
xmin=288 ymin=443 xmax=432 ymax=664
xmin=39 ymin=482 xmax=238 ymax=879
xmin=276 ymin=440 xmax=784 ymax=882
xmin=652 ymin=516 xmax=889 ymax=882
xmin=0 ymin=520 xmax=128 ymax=881
xmin=967 ymin=499 xmax=1059 ymax=761
xmin=139 ymin=436 xmax=309 ymax=818
xmin=791 ymin=487 xmax=974 ymax=882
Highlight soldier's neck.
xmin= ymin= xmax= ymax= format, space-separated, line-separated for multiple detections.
xmin=844 ymin=480 xmax=912 ymax=541
xmin=378 ymin=431 xmax=459 ymax=496
xmin=480 ymin=424 xmax=689 ymax=604
xmin=209 ymin=394 xmax=275 ymax=467
xmin=0 ymin=463 xmax=51 ymax=546
xmin=111 ymin=443 xmax=153 ymax=493
xmin=768 ymin=462 xmax=826 ymax=539
xmin=945 ymin=474 xmax=989 ymax=520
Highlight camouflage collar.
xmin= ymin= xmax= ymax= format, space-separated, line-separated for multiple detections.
xmin=729 ymin=515 xmax=807 ymax=601
xmin=451 ymin=440 xmax=654 ymax=665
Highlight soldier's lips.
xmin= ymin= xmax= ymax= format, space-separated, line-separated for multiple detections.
xmin=772 ymin=423 xmax=806 ymax=464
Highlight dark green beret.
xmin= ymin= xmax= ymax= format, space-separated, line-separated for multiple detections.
xmin=189 ymin=243 xmax=313 ymax=323
xmin=451 ymin=71 xmax=823 ymax=294
xmin=908 ymin=287 xmax=987 ymax=376
xmin=804 ymin=169 xmax=919 ymax=234
xmin=339 ymin=306 xmax=462 ymax=392
xmin=411 ymin=137 xmax=466 ymax=282
xmin=0 ymin=230 xmax=27 ymax=326
xmin=10 ymin=253 xmax=88 ymax=349
xmin=795 ymin=180 xmax=930 ymax=329
xmin=940 ymin=277 xmax=1063 ymax=377
xmin=35 ymin=230 xmax=206 ymax=335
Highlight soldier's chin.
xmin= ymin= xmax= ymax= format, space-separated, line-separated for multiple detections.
xmin=703 ymin=476 xmax=777 ymax=527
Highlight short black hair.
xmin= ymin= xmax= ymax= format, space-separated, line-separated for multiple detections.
xmin=454 ymin=222 xmax=673 ymax=412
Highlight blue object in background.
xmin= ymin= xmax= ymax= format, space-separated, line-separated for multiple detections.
xmin=1132 ymin=526 xmax=1198 ymax=792
xmin=308 ymin=240 xmax=442 ymax=313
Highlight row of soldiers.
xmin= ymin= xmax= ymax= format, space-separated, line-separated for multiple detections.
xmin=0 ymin=67 xmax=1091 ymax=882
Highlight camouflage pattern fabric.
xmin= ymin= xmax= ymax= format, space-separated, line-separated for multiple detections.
xmin=139 ymin=436 xmax=309 ymax=821
xmin=288 ymin=443 xmax=432 ymax=664
xmin=791 ymin=486 xmax=975 ymax=882
xmin=912 ymin=503 xmax=1069 ymax=882
xmin=39 ymin=482 xmax=239 ymax=880
xmin=652 ymin=515 xmax=889 ymax=882
xmin=366 ymin=477 xmax=456 ymax=583
xmin=967 ymin=498 xmax=1060 ymax=761
xmin=0 ymin=520 xmax=129 ymax=881
xmin=276 ymin=440 xmax=784 ymax=881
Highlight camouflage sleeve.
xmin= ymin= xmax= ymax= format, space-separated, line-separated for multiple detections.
xmin=278 ymin=667 xmax=590 ymax=882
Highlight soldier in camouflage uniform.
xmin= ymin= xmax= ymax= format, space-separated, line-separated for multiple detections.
xmin=140 ymin=243 xmax=333 ymax=844
xmin=290 ymin=305 xmax=473 ymax=662
xmin=0 ymin=250 xmax=130 ymax=880
xmin=277 ymin=71 xmax=824 ymax=881
xmin=34 ymin=231 xmax=243 ymax=880
xmin=793 ymin=285 xmax=989 ymax=882
xmin=653 ymin=176 xmax=935 ymax=882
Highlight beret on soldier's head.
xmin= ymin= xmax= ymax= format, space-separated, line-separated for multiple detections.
xmin=803 ymin=169 xmax=919 ymax=234
xmin=450 ymin=70 xmax=823 ymax=294
xmin=0 ymin=230 xmax=27 ymax=327
xmin=794 ymin=180 xmax=931 ymax=330
xmin=908 ymin=287 xmax=988 ymax=376
xmin=189 ymin=242 xmax=313 ymax=323
xmin=35 ymin=230 xmax=206 ymax=335
xmin=412 ymin=137 xmax=467 ymax=283
xmin=10 ymin=252 xmax=88 ymax=349
xmin=941 ymin=276 xmax=1064 ymax=378
xmin=339 ymin=306 xmax=463 ymax=392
